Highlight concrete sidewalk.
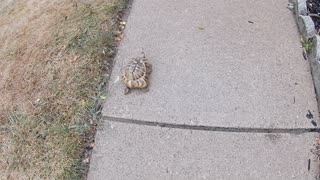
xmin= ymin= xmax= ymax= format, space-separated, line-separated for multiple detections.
xmin=89 ymin=122 xmax=318 ymax=179
xmin=88 ymin=0 xmax=320 ymax=179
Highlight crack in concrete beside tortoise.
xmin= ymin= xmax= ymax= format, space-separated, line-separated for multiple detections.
xmin=103 ymin=116 xmax=320 ymax=134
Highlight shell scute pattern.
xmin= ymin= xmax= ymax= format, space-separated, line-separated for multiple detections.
xmin=121 ymin=55 xmax=151 ymax=94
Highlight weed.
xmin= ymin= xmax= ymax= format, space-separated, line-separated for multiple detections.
xmin=302 ymin=38 xmax=313 ymax=52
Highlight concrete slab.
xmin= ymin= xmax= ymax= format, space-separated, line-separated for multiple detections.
xmin=88 ymin=121 xmax=319 ymax=179
xmin=103 ymin=0 xmax=319 ymax=128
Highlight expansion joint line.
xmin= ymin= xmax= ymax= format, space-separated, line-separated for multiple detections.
xmin=103 ymin=116 xmax=320 ymax=134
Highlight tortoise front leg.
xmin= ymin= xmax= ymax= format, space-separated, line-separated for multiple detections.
xmin=124 ymin=87 xmax=131 ymax=95
xmin=147 ymin=64 xmax=152 ymax=74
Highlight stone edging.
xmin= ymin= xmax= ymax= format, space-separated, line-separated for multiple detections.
xmin=291 ymin=0 xmax=320 ymax=98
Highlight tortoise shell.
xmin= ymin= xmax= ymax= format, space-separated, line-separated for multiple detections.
xmin=121 ymin=56 xmax=151 ymax=89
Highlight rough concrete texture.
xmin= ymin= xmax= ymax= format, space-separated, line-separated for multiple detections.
xmin=89 ymin=0 xmax=320 ymax=178
xmin=103 ymin=0 xmax=319 ymax=128
xmin=298 ymin=15 xmax=316 ymax=39
xmin=88 ymin=121 xmax=319 ymax=180
xmin=311 ymin=35 xmax=320 ymax=97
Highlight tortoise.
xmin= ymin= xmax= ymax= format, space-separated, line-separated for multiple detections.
xmin=121 ymin=53 xmax=152 ymax=94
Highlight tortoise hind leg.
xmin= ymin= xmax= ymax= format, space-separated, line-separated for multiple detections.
xmin=141 ymin=51 xmax=146 ymax=58
xmin=140 ymin=76 xmax=150 ymax=93
xmin=141 ymin=86 xmax=149 ymax=92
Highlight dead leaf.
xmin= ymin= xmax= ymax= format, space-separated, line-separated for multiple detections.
xmin=119 ymin=21 xmax=126 ymax=25
xmin=83 ymin=158 xmax=90 ymax=163
xmin=119 ymin=24 xmax=125 ymax=30
xmin=68 ymin=53 xmax=78 ymax=63
xmin=197 ymin=26 xmax=205 ymax=30
xmin=115 ymin=30 xmax=122 ymax=35
xmin=90 ymin=119 xmax=97 ymax=126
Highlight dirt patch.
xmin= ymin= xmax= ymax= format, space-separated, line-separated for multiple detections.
xmin=0 ymin=0 xmax=127 ymax=178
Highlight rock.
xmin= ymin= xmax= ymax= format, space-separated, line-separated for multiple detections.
xmin=295 ymin=0 xmax=308 ymax=18
xmin=297 ymin=15 xmax=316 ymax=39
xmin=310 ymin=35 xmax=320 ymax=96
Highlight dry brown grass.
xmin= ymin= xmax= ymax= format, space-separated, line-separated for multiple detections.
xmin=0 ymin=0 xmax=127 ymax=179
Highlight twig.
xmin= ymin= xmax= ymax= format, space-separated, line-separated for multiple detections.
xmin=309 ymin=13 xmax=320 ymax=18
